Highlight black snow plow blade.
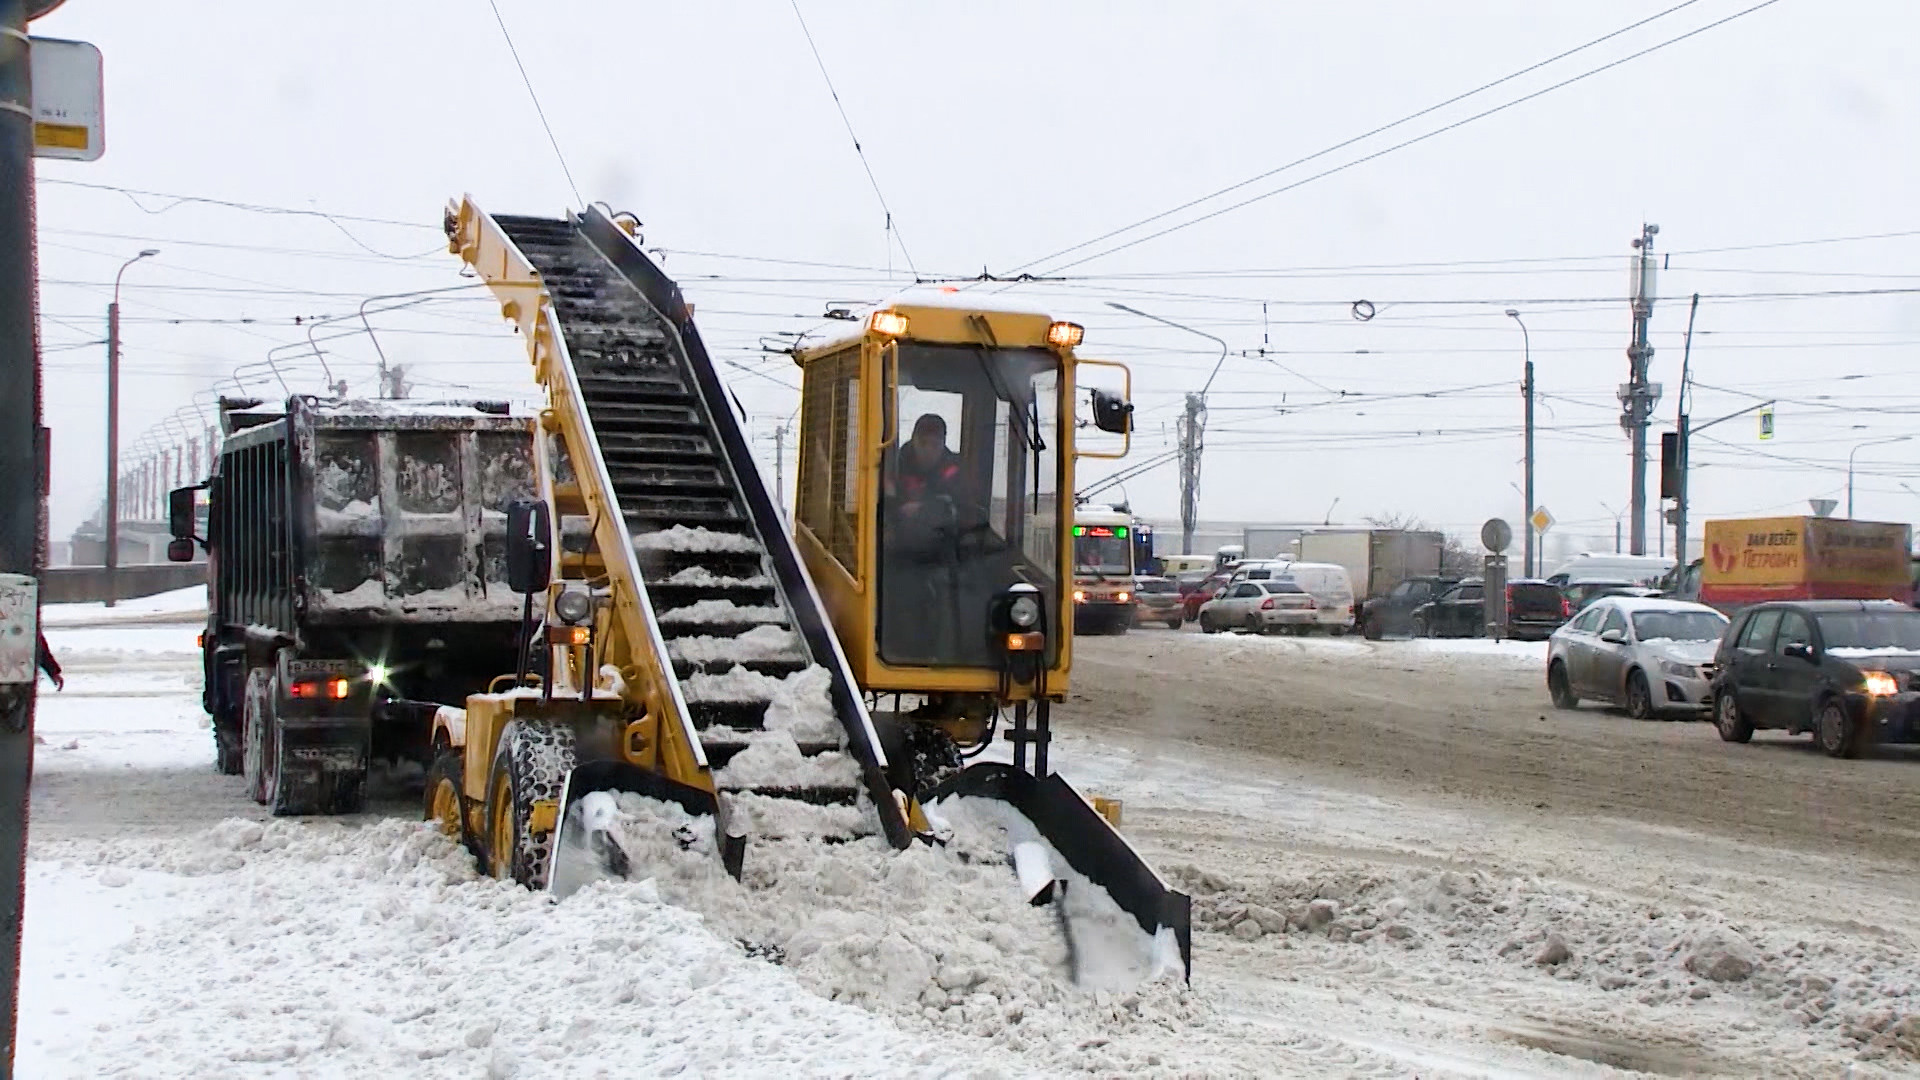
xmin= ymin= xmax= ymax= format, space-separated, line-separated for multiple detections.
xmin=548 ymin=759 xmax=745 ymax=896
xmin=926 ymin=763 xmax=1193 ymax=982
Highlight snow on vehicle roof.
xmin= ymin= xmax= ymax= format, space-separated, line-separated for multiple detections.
xmin=306 ymin=397 xmax=523 ymax=419
xmin=794 ymin=288 xmax=1059 ymax=353
xmin=1600 ymin=596 xmax=1725 ymax=616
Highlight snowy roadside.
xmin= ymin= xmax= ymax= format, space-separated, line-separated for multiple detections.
xmin=1194 ymin=629 xmax=1550 ymax=671
xmin=40 ymin=585 xmax=209 ymax=628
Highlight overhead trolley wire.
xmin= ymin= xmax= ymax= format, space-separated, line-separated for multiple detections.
xmin=1016 ymin=0 xmax=1785 ymax=276
xmin=487 ymin=0 xmax=585 ymax=208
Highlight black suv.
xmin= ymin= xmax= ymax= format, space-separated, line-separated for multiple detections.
xmin=1360 ymin=576 xmax=1457 ymax=640
xmin=1410 ymin=578 xmax=1570 ymax=640
xmin=1712 ymin=600 xmax=1920 ymax=758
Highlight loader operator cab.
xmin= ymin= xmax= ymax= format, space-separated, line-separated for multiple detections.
xmin=878 ymin=343 xmax=1063 ymax=670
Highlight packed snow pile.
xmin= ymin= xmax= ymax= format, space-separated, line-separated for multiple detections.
xmin=657 ymin=599 xmax=787 ymax=626
xmin=25 ymin=819 xmax=1023 ymax=1079
xmin=662 ymin=565 xmax=773 ymax=588
xmin=558 ymin=789 xmax=1201 ymax=1075
xmin=1167 ymin=854 xmax=1920 ymax=1065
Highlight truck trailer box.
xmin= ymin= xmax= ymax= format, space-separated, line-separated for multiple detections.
xmin=1700 ymin=516 xmax=1912 ymax=607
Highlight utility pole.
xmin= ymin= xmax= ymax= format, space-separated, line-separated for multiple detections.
xmin=0 ymin=3 xmax=38 ymax=1071
xmin=771 ymin=420 xmax=789 ymax=520
xmin=1107 ymin=302 xmax=1228 ymax=556
xmin=1506 ymin=310 xmax=1534 ymax=577
xmin=1673 ymin=292 xmax=1699 ymax=569
xmin=104 ymin=248 xmax=157 ymax=605
xmin=1623 ymin=224 xmax=1661 ymax=556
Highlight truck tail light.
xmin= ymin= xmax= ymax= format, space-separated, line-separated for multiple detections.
xmin=288 ymin=678 xmax=352 ymax=700
xmin=1561 ymin=597 xmax=1572 ymax=617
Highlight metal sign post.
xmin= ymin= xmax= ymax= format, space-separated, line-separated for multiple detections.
xmin=1480 ymin=518 xmax=1512 ymax=640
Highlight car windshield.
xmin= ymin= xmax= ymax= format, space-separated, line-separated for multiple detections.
xmin=1632 ymin=610 xmax=1727 ymax=642
xmin=1816 ymin=610 xmax=1920 ymax=653
xmin=1134 ymin=578 xmax=1177 ymax=594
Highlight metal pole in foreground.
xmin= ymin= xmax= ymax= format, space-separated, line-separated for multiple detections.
xmin=0 ymin=3 xmax=39 ymax=1072
xmin=1624 ymin=224 xmax=1660 ymax=556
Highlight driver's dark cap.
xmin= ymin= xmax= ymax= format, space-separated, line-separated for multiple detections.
xmin=912 ymin=413 xmax=946 ymax=439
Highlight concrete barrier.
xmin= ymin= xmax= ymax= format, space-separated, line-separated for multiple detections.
xmin=41 ymin=564 xmax=207 ymax=605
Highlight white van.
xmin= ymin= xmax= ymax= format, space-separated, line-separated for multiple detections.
xmin=1158 ymin=554 xmax=1214 ymax=577
xmin=1545 ymin=553 xmax=1675 ymax=588
xmin=1271 ymin=561 xmax=1356 ymax=634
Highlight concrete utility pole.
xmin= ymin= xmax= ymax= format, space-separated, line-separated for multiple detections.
xmin=1672 ymin=292 xmax=1699 ymax=568
xmin=104 ymin=247 xmax=158 ymax=605
xmin=1623 ymin=224 xmax=1661 ymax=556
xmin=1106 ymin=302 xmax=1228 ymax=556
xmin=1505 ymin=310 xmax=1535 ymax=577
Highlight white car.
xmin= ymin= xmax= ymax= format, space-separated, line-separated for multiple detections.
xmin=1198 ymin=580 xmax=1318 ymax=634
xmin=1546 ymin=597 xmax=1729 ymax=719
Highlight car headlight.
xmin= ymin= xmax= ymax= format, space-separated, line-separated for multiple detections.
xmin=1657 ymin=659 xmax=1699 ymax=679
xmin=1073 ymin=590 xmax=1087 ymax=604
xmin=1116 ymin=590 xmax=1131 ymax=603
xmin=553 ymin=587 xmax=594 ymax=625
xmin=1008 ymin=594 xmax=1040 ymax=628
xmin=1862 ymin=670 xmax=1900 ymax=696
xmin=365 ymin=663 xmax=392 ymax=686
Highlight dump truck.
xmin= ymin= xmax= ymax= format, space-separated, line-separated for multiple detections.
xmin=1690 ymin=516 xmax=1912 ymax=611
xmin=167 ymin=395 xmax=535 ymax=814
xmin=429 ymin=200 xmax=1191 ymax=978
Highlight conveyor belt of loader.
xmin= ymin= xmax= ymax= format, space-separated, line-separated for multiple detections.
xmin=495 ymin=212 xmax=910 ymax=848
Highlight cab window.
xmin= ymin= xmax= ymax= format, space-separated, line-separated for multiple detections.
xmin=1572 ymin=605 xmax=1606 ymax=633
xmin=1455 ymin=584 xmax=1484 ymax=602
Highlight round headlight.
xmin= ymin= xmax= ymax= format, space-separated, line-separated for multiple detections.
xmin=1008 ymin=594 xmax=1040 ymax=629
xmin=553 ymin=587 xmax=594 ymax=625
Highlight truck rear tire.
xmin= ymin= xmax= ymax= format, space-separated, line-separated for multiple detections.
xmin=483 ymin=719 xmax=578 ymax=889
xmin=242 ymin=668 xmax=275 ymax=805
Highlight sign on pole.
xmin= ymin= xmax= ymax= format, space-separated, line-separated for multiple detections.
xmin=1529 ymin=506 xmax=1554 ymax=534
xmin=1480 ymin=517 xmax=1512 ymax=553
xmin=1758 ymin=408 xmax=1775 ymax=441
xmin=29 ymin=37 xmax=103 ymax=162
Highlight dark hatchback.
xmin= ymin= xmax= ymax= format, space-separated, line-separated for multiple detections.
xmin=1712 ymin=600 xmax=1920 ymax=758
xmin=1411 ymin=578 xmax=1571 ymax=640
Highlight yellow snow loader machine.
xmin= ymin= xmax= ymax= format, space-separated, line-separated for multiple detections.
xmin=430 ymin=198 xmax=1190 ymax=978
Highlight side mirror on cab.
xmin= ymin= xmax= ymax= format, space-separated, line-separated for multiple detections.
xmin=1783 ymin=642 xmax=1815 ymax=662
xmin=166 ymin=486 xmax=205 ymax=561
xmin=1090 ymin=388 xmax=1133 ymax=435
xmin=506 ymin=498 xmax=552 ymax=595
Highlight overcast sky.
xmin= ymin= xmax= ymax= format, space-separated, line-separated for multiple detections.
xmin=27 ymin=0 xmax=1920 ymax=559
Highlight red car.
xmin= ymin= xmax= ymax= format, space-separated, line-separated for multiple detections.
xmin=1180 ymin=569 xmax=1234 ymax=623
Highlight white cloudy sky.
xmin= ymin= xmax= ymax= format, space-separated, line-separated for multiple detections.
xmin=27 ymin=0 xmax=1920 ymax=557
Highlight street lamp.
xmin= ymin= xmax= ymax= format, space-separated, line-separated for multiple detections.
xmin=105 ymin=248 xmax=159 ymax=607
xmin=1848 ymin=434 xmax=1912 ymax=518
xmin=1105 ymin=302 xmax=1229 ymax=556
xmin=1504 ymin=309 xmax=1535 ymax=577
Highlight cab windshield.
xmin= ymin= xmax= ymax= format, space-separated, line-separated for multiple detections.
xmin=878 ymin=341 xmax=1062 ymax=668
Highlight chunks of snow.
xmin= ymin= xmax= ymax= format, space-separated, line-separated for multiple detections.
xmin=681 ymin=665 xmax=842 ymax=743
xmin=661 ymin=565 xmax=772 ymax=588
xmin=657 ymin=599 xmax=787 ymax=626
xmin=633 ymin=525 xmax=762 ymax=553
xmin=667 ymin=625 xmax=803 ymax=667
xmin=1686 ymin=925 xmax=1760 ymax=982
xmin=712 ymin=732 xmax=860 ymax=790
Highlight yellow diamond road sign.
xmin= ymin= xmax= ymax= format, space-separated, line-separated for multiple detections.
xmin=1530 ymin=507 xmax=1553 ymax=533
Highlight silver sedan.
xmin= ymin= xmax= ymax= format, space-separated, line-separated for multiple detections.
xmin=1546 ymin=597 xmax=1730 ymax=719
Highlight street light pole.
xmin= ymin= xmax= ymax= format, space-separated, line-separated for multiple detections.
xmin=1106 ymin=302 xmax=1228 ymax=556
xmin=1848 ymin=435 xmax=1912 ymax=518
xmin=1505 ymin=310 xmax=1534 ymax=577
xmin=105 ymin=248 xmax=158 ymax=607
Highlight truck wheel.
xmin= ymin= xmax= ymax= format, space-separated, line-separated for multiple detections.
xmin=1815 ymin=697 xmax=1863 ymax=759
xmin=214 ymin=729 xmax=244 ymax=776
xmin=1548 ymin=661 xmax=1579 ymax=710
xmin=241 ymin=668 xmax=275 ymax=805
xmin=1714 ymin=689 xmax=1754 ymax=744
xmin=483 ymin=719 xmax=578 ymax=889
xmin=425 ymin=750 xmax=480 ymax=863
xmin=1624 ymin=670 xmax=1655 ymax=721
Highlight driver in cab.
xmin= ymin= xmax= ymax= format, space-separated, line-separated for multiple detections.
xmin=887 ymin=412 xmax=965 ymax=527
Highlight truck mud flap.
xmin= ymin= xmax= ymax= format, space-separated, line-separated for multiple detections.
xmin=548 ymin=759 xmax=745 ymax=897
xmin=925 ymin=762 xmax=1192 ymax=983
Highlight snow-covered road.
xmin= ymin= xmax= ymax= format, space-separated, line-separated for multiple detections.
xmin=19 ymin=593 xmax=1920 ymax=1076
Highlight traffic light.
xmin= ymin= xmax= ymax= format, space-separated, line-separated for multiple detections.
xmin=1659 ymin=431 xmax=1681 ymax=500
